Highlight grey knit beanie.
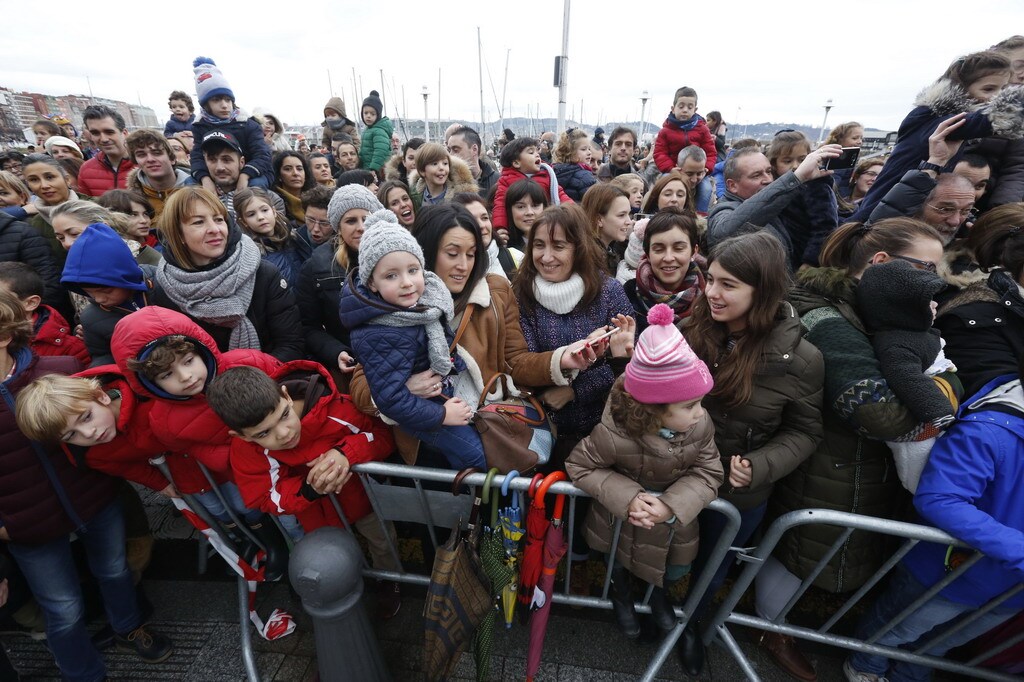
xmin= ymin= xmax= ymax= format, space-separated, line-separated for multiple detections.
xmin=358 ymin=209 xmax=424 ymax=286
xmin=328 ymin=184 xmax=383 ymax=230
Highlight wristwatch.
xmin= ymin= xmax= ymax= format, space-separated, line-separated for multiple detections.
xmin=918 ymin=161 xmax=944 ymax=174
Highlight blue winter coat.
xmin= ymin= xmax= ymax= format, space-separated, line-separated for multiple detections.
xmin=164 ymin=115 xmax=195 ymax=137
xmin=903 ymin=375 xmax=1024 ymax=609
xmin=189 ymin=117 xmax=274 ymax=185
xmin=259 ymin=240 xmax=306 ymax=290
xmin=851 ymin=80 xmax=1024 ymax=222
xmin=553 ymin=162 xmax=597 ymax=202
xmin=338 ymin=274 xmax=465 ymax=433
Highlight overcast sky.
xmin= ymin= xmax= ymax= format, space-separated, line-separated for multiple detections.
xmin=4 ymin=0 xmax=1022 ymax=135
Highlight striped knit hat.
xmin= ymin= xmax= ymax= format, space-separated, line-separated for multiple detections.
xmin=624 ymin=303 xmax=713 ymax=404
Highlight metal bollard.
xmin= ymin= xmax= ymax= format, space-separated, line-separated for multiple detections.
xmin=289 ymin=527 xmax=391 ymax=682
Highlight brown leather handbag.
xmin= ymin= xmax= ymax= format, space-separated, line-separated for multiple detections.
xmin=448 ymin=305 xmax=555 ymax=474
xmin=473 ymin=373 xmax=556 ymax=475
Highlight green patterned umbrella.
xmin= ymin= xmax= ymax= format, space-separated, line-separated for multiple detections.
xmin=472 ymin=469 xmax=515 ymax=681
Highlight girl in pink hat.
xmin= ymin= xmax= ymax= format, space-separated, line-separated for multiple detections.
xmin=566 ymin=302 xmax=724 ymax=642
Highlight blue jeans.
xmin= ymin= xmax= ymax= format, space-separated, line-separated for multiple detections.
xmin=194 ymin=481 xmax=262 ymax=524
xmin=848 ymin=563 xmax=1019 ymax=682
xmin=404 ymin=423 xmax=486 ymax=470
xmin=8 ymin=500 xmax=141 ymax=682
xmin=686 ymin=501 xmax=767 ymax=621
xmin=695 ymin=176 xmax=714 ymax=214
xmin=246 ymin=175 xmax=271 ymax=189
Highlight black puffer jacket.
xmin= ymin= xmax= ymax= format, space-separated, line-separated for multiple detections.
xmin=152 ymin=229 xmax=305 ymax=362
xmin=0 ymin=213 xmax=69 ymax=319
xmin=936 ymin=268 xmax=1024 ymax=398
xmin=296 ymin=237 xmax=351 ymax=368
xmin=965 ymin=137 xmax=1024 ymax=208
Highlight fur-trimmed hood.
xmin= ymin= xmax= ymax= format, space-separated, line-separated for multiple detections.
xmin=126 ymin=166 xmax=192 ymax=195
xmin=937 ymin=267 xmax=1022 ymax=316
xmin=915 ymin=79 xmax=1024 ymax=140
xmin=936 ymin=239 xmax=987 ymax=290
xmin=794 ymin=266 xmax=856 ymax=304
xmin=383 ymin=153 xmax=407 ymax=184
xmin=407 ymin=155 xmax=479 ymax=198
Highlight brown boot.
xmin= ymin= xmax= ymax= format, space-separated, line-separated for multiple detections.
xmin=759 ymin=631 xmax=817 ymax=682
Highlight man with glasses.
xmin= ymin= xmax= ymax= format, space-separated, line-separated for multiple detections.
xmin=707 ymin=145 xmax=842 ymax=267
xmin=867 ymin=113 xmax=977 ymax=245
xmin=0 ymin=152 xmax=24 ymax=178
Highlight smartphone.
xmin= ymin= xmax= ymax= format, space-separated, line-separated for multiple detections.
xmin=824 ymin=146 xmax=861 ymax=171
xmin=587 ymin=327 xmax=621 ymax=345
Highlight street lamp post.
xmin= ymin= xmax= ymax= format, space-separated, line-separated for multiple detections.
xmin=639 ymin=90 xmax=649 ymax=144
xmin=817 ymin=98 xmax=834 ymax=145
xmin=422 ymin=86 xmax=430 ymax=141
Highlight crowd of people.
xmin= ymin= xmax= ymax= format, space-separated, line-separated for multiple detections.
xmin=1 ymin=40 xmax=1024 ymax=682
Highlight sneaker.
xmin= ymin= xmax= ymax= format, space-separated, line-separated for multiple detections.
xmin=843 ymin=659 xmax=888 ymax=682
xmin=114 ymin=625 xmax=172 ymax=664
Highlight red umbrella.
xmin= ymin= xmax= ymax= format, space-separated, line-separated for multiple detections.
xmin=525 ymin=475 xmax=569 ymax=682
xmin=517 ymin=472 xmax=565 ymax=622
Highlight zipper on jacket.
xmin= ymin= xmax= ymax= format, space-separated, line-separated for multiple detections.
xmin=745 ymin=427 xmax=754 ymax=453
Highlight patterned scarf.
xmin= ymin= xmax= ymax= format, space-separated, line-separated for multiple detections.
xmin=156 ymin=234 xmax=263 ymax=350
xmin=200 ymin=108 xmax=241 ymax=125
xmin=634 ymin=255 xmax=705 ymax=324
xmin=371 ymin=271 xmax=456 ymax=377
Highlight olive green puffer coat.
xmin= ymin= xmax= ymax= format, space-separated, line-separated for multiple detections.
xmin=693 ymin=302 xmax=824 ymax=512
xmin=770 ymin=266 xmax=916 ymax=593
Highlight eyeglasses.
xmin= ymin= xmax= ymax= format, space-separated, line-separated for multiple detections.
xmin=861 ymin=170 xmax=880 ymax=178
xmin=306 ymin=216 xmax=332 ymax=228
xmin=926 ymin=204 xmax=973 ymax=220
xmin=893 ymin=254 xmax=937 ymax=273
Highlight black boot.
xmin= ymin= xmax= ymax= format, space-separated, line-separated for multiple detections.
xmin=221 ymin=521 xmax=258 ymax=564
xmin=678 ymin=619 xmax=705 ymax=677
xmin=648 ymin=586 xmax=677 ymax=632
xmin=609 ymin=566 xmax=639 ymax=638
xmin=246 ymin=515 xmax=290 ymax=581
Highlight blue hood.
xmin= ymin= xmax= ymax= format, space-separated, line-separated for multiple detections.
xmin=61 ymin=223 xmax=147 ymax=295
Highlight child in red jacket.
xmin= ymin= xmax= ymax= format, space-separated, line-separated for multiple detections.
xmin=492 ymin=136 xmax=573 ymax=232
xmin=0 ymin=262 xmax=90 ymax=366
xmin=654 ymin=87 xmax=717 ymax=175
xmin=111 ymin=306 xmax=290 ymax=578
xmin=206 ymin=361 xmax=404 ymax=619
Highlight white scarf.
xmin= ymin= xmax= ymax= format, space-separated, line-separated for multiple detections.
xmin=486 ymin=239 xmax=509 ymax=281
xmin=32 ymin=190 xmax=81 ymax=225
xmin=532 ymin=273 xmax=585 ymax=314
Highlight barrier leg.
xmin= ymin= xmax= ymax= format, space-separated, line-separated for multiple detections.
xmin=290 ymin=527 xmax=390 ymax=681
xmin=237 ymin=576 xmax=260 ymax=682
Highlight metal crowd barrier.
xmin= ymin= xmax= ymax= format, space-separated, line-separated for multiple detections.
xmin=704 ymin=508 xmax=1024 ymax=682
xmin=347 ymin=461 xmax=743 ymax=681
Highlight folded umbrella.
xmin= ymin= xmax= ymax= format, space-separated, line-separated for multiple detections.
xmin=518 ymin=472 xmax=564 ymax=623
xmin=526 ymin=474 xmax=569 ymax=681
xmin=498 ymin=470 xmax=525 ymax=627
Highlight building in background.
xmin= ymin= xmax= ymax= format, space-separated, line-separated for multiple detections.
xmin=0 ymin=87 xmax=158 ymax=140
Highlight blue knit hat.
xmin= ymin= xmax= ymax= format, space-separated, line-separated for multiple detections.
xmin=193 ymin=57 xmax=235 ymax=107
xmin=61 ymin=223 xmax=147 ymax=295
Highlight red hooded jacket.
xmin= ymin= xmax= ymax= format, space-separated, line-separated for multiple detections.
xmin=491 ymin=164 xmax=573 ymax=230
xmin=230 ymin=360 xmax=394 ymax=531
xmin=32 ymin=305 xmax=91 ymax=367
xmin=111 ymin=306 xmax=280 ymax=478
xmin=654 ymin=115 xmax=717 ymax=174
xmin=65 ymin=364 xmax=212 ymax=494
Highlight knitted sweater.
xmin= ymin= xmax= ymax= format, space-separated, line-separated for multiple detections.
xmin=518 ymin=275 xmax=632 ymax=434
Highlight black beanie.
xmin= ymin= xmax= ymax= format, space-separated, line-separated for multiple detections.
xmin=361 ymin=90 xmax=383 ymax=120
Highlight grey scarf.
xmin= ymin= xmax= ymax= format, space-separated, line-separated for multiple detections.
xmin=156 ymin=234 xmax=263 ymax=350
xmin=32 ymin=190 xmax=81 ymax=225
xmin=372 ymin=271 xmax=455 ymax=376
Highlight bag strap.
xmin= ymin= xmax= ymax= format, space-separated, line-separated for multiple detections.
xmin=479 ymin=372 xmax=509 ymax=407
xmin=479 ymin=372 xmax=549 ymax=426
xmin=450 ymin=304 xmax=475 ymax=352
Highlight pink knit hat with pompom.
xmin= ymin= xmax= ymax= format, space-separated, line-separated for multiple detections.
xmin=624 ymin=303 xmax=713 ymax=404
